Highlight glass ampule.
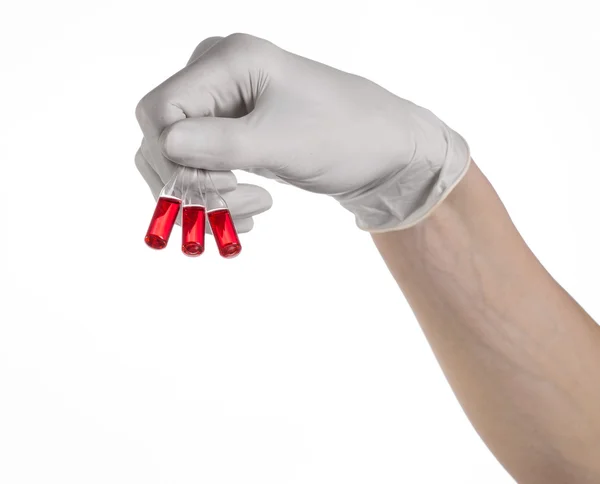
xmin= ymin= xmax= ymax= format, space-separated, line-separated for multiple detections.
xmin=181 ymin=167 xmax=206 ymax=257
xmin=204 ymin=170 xmax=242 ymax=259
xmin=144 ymin=167 xmax=184 ymax=250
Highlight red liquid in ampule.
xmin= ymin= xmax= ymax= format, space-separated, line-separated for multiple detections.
xmin=207 ymin=209 xmax=241 ymax=258
xmin=182 ymin=205 xmax=206 ymax=257
xmin=144 ymin=197 xmax=181 ymax=250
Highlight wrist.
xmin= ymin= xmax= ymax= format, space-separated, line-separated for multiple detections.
xmin=373 ymin=160 xmax=529 ymax=271
xmin=337 ymin=124 xmax=471 ymax=233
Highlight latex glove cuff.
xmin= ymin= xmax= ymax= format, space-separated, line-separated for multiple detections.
xmin=337 ymin=126 xmax=471 ymax=233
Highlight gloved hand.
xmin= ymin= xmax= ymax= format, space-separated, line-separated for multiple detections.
xmin=136 ymin=34 xmax=470 ymax=232
xmin=135 ymin=37 xmax=273 ymax=233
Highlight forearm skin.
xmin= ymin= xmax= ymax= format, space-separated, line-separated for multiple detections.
xmin=372 ymin=161 xmax=600 ymax=483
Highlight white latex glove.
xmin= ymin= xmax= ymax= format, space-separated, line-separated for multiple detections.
xmin=135 ymin=37 xmax=272 ymax=233
xmin=136 ymin=34 xmax=470 ymax=232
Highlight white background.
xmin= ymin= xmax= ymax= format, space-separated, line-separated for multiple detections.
xmin=1 ymin=1 xmax=599 ymax=482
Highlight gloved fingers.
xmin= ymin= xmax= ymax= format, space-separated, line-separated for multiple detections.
xmin=136 ymin=147 xmax=268 ymax=232
xmin=135 ymin=34 xmax=272 ymax=182
xmin=220 ymin=183 xmax=273 ymax=218
xmin=138 ymin=33 xmax=269 ymax=121
xmin=136 ymin=36 xmax=222 ymax=184
xmin=136 ymin=34 xmax=273 ymax=238
xmin=160 ymin=116 xmax=270 ymax=172
xmin=140 ymin=138 xmax=239 ymax=194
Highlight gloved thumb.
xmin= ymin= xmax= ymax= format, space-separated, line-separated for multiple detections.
xmin=160 ymin=116 xmax=266 ymax=171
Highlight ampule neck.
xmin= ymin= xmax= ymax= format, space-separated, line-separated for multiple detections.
xmin=159 ymin=166 xmax=185 ymax=200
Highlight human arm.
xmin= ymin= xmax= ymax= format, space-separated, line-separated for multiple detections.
xmin=373 ymin=160 xmax=600 ymax=483
xmin=135 ymin=34 xmax=600 ymax=482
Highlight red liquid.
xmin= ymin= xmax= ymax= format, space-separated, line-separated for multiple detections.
xmin=182 ymin=205 xmax=206 ymax=257
xmin=207 ymin=209 xmax=241 ymax=258
xmin=144 ymin=197 xmax=181 ymax=250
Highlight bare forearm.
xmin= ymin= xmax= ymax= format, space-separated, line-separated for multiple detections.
xmin=373 ymin=161 xmax=600 ymax=483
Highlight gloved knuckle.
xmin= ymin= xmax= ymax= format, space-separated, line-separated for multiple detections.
xmin=136 ymin=88 xmax=175 ymax=126
xmin=189 ymin=37 xmax=224 ymax=64
xmin=224 ymin=33 xmax=274 ymax=55
xmin=199 ymin=35 xmax=223 ymax=46
xmin=225 ymin=32 xmax=255 ymax=46
xmin=135 ymin=92 xmax=156 ymax=124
